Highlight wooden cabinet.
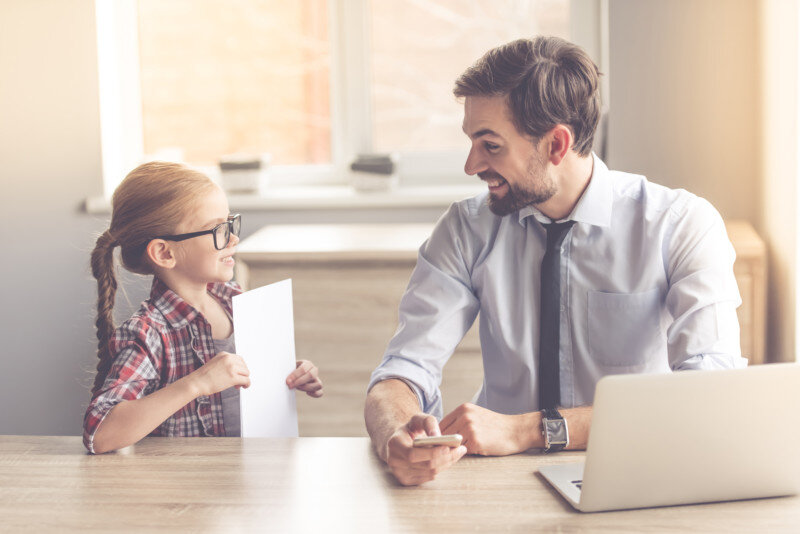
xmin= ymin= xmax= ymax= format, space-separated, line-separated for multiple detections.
xmin=234 ymin=224 xmax=481 ymax=437
xmin=725 ymin=220 xmax=767 ymax=365
xmin=235 ymin=220 xmax=766 ymax=436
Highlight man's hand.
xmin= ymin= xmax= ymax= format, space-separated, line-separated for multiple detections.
xmin=385 ymin=414 xmax=467 ymax=486
xmin=439 ymin=403 xmax=533 ymax=456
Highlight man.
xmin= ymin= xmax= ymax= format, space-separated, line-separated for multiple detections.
xmin=365 ymin=36 xmax=745 ymax=486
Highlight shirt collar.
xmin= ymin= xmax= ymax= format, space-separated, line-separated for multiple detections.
xmin=150 ymin=277 xmax=200 ymax=329
xmin=149 ymin=277 xmax=240 ymax=329
xmin=517 ymin=152 xmax=613 ymax=228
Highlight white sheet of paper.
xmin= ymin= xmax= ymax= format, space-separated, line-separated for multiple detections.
xmin=232 ymin=278 xmax=298 ymax=437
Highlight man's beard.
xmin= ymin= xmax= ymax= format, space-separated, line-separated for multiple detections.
xmin=484 ymin=154 xmax=556 ymax=216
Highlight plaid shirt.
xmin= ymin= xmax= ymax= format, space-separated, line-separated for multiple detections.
xmin=83 ymin=277 xmax=241 ymax=453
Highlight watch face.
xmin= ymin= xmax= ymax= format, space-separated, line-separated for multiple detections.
xmin=544 ymin=418 xmax=568 ymax=446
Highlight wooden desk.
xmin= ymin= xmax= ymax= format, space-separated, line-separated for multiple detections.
xmin=1 ymin=436 xmax=797 ymax=532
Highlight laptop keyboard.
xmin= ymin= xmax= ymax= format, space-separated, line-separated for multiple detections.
xmin=572 ymin=479 xmax=583 ymax=490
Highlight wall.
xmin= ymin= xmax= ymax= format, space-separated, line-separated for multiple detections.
xmin=759 ymin=0 xmax=798 ymax=363
xmin=608 ymin=0 xmax=799 ymax=361
xmin=605 ymin=0 xmax=799 ymax=363
xmin=606 ymin=0 xmax=760 ymax=225
xmin=0 ymin=1 xmax=106 ymax=435
xmin=0 ymin=0 xmax=790 ymax=436
xmin=0 ymin=1 xmax=446 ymax=436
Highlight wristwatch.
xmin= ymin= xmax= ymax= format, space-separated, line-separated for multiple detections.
xmin=541 ymin=407 xmax=569 ymax=452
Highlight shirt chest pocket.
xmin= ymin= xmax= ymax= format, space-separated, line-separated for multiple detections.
xmin=587 ymin=288 xmax=664 ymax=367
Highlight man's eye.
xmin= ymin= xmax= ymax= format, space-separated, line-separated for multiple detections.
xmin=485 ymin=142 xmax=500 ymax=152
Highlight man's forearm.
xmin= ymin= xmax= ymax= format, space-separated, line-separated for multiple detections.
xmin=364 ymin=379 xmax=423 ymax=461
xmin=563 ymin=406 xmax=592 ymax=450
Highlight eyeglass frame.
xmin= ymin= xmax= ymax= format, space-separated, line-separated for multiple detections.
xmin=155 ymin=214 xmax=241 ymax=251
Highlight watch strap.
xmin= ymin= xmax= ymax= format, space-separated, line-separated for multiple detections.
xmin=541 ymin=407 xmax=568 ymax=453
xmin=541 ymin=407 xmax=562 ymax=421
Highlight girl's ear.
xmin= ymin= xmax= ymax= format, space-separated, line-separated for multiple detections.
xmin=146 ymin=239 xmax=177 ymax=269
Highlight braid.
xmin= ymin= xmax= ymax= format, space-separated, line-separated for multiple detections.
xmin=90 ymin=230 xmax=118 ymax=395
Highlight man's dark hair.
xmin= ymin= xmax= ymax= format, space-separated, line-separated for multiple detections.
xmin=454 ymin=36 xmax=601 ymax=156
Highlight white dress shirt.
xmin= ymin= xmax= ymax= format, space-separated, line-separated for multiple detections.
xmin=368 ymin=154 xmax=746 ymax=418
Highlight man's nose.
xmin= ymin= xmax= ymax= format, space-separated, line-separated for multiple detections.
xmin=464 ymin=146 xmax=488 ymax=176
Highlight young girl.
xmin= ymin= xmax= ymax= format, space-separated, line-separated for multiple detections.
xmin=83 ymin=161 xmax=323 ymax=454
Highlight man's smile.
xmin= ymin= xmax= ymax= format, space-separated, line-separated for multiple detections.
xmin=479 ymin=172 xmax=508 ymax=193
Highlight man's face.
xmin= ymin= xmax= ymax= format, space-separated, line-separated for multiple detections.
xmin=462 ymin=96 xmax=555 ymax=216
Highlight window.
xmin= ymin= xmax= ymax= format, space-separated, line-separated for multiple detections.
xmin=138 ymin=0 xmax=331 ymax=167
xmin=369 ymin=0 xmax=570 ymax=153
xmin=95 ymin=0 xmax=604 ymax=197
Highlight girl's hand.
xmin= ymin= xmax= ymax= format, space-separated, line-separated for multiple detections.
xmin=188 ymin=352 xmax=251 ymax=397
xmin=286 ymin=360 xmax=323 ymax=398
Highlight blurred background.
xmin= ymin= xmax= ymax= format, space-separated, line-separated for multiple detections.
xmin=0 ymin=0 xmax=796 ymax=436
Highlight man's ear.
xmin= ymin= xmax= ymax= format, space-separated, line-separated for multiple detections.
xmin=546 ymin=124 xmax=573 ymax=166
xmin=146 ymin=239 xmax=177 ymax=270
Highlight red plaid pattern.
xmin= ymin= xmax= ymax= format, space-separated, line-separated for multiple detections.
xmin=83 ymin=277 xmax=241 ymax=453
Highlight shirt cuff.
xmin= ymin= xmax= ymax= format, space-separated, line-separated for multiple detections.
xmin=83 ymin=401 xmax=119 ymax=454
xmin=368 ymin=356 xmax=442 ymax=417
xmin=367 ymin=375 xmax=425 ymax=412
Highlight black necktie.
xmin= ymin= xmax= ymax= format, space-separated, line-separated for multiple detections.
xmin=538 ymin=221 xmax=576 ymax=410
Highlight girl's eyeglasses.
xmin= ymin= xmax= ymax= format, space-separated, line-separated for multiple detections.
xmin=156 ymin=214 xmax=241 ymax=250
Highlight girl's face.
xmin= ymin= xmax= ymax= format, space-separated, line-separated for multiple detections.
xmin=170 ymin=185 xmax=239 ymax=285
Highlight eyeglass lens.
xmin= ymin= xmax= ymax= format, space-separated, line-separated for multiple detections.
xmin=213 ymin=215 xmax=241 ymax=250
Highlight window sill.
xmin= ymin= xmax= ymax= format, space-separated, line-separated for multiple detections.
xmin=84 ymin=183 xmax=485 ymax=215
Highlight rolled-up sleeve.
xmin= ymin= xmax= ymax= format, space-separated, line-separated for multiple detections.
xmin=664 ymin=197 xmax=748 ymax=370
xmin=368 ymin=203 xmax=480 ymax=418
xmin=83 ymin=319 xmax=162 ymax=453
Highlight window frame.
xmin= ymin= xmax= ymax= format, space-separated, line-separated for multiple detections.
xmin=95 ymin=0 xmax=606 ymax=198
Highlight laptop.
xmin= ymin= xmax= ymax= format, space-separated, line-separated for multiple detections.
xmin=539 ymin=363 xmax=800 ymax=512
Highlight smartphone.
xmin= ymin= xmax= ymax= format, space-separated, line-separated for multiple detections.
xmin=412 ymin=434 xmax=463 ymax=448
